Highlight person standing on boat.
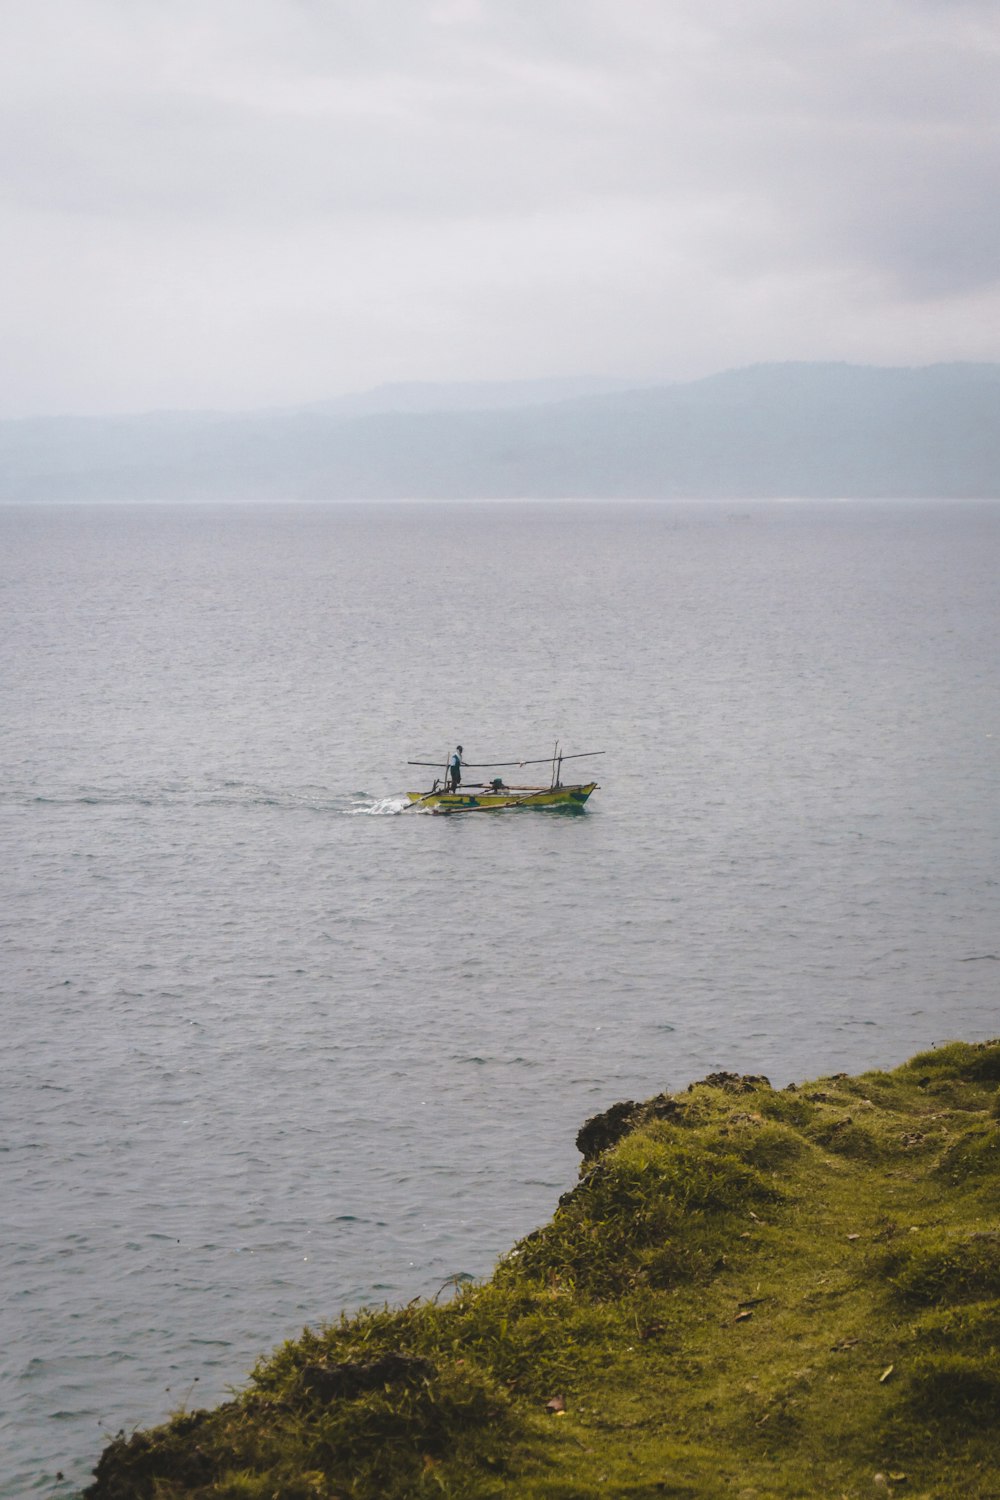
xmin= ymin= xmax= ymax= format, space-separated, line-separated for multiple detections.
xmin=448 ymin=745 xmax=463 ymax=791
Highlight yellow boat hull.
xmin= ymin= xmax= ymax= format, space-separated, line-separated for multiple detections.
xmin=405 ymin=781 xmax=598 ymax=813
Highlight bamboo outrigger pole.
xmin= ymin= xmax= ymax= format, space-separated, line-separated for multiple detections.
xmin=406 ymin=751 xmax=605 ymax=769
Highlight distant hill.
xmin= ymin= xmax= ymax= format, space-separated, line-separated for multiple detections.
xmin=302 ymin=374 xmax=639 ymax=416
xmin=2 ymin=362 xmax=999 ymax=501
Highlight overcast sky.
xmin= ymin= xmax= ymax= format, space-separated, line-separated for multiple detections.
xmin=2 ymin=0 xmax=999 ymax=416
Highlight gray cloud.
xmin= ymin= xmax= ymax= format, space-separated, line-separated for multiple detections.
xmin=1 ymin=0 xmax=998 ymax=414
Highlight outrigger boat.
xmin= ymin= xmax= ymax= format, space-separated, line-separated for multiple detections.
xmin=405 ymin=744 xmax=603 ymax=814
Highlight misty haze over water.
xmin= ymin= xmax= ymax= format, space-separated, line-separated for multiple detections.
xmin=3 ymin=499 xmax=998 ymax=1496
xmin=2 ymin=364 xmax=999 ymax=503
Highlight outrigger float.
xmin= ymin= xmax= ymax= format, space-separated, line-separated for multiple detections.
xmin=405 ymin=744 xmax=603 ymax=814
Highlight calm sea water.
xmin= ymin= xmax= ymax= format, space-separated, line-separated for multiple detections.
xmin=2 ymin=500 xmax=998 ymax=1497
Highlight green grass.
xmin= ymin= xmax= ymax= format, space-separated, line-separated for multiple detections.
xmin=85 ymin=1041 xmax=1000 ymax=1499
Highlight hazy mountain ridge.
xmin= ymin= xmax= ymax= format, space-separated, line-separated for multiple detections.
xmin=299 ymin=374 xmax=642 ymax=416
xmin=2 ymin=362 xmax=999 ymax=500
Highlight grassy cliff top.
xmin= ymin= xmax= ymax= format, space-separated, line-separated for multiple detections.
xmin=85 ymin=1041 xmax=1000 ymax=1499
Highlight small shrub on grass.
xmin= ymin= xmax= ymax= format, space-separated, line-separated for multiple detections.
xmin=806 ymin=1115 xmax=884 ymax=1161
xmin=904 ymin=1041 xmax=979 ymax=1079
xmin=446 ymin=1278 xmax=620 ymax=1395
xmin=753 ymin=1090 xmax=818 ymax=1128
xmin=294 ymin=1360 xmax=516 ymax=1481
xmin=921 ymin=1079 xmax=996 ymax=1114
xmin=617 ymin=1134 xmax=775 ymax=1219
xmin=513 ymin=1131 xmax=781 ymax=1297
xmin=904 ymin=1040 xmax=1000 ymax=1088
xmin=935 ymin=1126 xmax=1000 ymax=1186
xmin=838 ymin=1071 xmax=912 ymax=1113
xmin=879 ymin=1231 xmax=1000 ymax=1306
xmin=249 ymin=1303 xmax=443 ymax=1399
xmin=721 ymin=1118 xmax=806 ymax=1170
xmin=961 ymin=1042 xmax=1000 ymax=1084
xmin=88 ymin=1349 xmax=520 ymax=1500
